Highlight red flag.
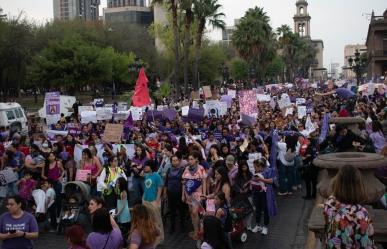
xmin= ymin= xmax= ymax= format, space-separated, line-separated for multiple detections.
xmin=132 ymin=68 xmax=151 ymax=107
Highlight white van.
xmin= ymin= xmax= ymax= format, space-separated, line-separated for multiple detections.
xmin=0 ymin=102 xmax=28 ymax=135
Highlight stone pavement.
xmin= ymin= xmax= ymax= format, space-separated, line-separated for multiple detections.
xmin=29 ymin=189 xmax=314 ymax=249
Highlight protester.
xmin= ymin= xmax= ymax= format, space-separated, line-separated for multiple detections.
xmin=128 ymin=204 xmax=159 ymax=249
xmin=0 ymin=195 xmax=39 ymax=249
xmin=201 ymin=216 xmax=230 ymax=249
xmin=65 ymin=225 xmax=89 ymax=249
xmin=86 ymin=208 xmax=123 ymax=249
xmin=115 ymin=177 xmax=131 ymax=244
xmin=324 ymin=165 xmax=375 ymax=248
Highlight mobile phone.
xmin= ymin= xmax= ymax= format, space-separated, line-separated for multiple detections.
xmin=9 ymin=230 xmax=16 ymax=234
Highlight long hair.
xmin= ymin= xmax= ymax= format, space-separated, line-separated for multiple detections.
xmin=215 ymin=166 xmax=230 ymax=188
xmin=65 ymin=225 xmax=89 ymax=249
xmin=92 ymin=208 xmax=113 ymax=234
xmin=331 ymin=165 xmax=366 ymax=205
xmin=130 ymin=204 xmax=157 ymax=245
xmin=202 ymin=216 xmax=229 ymax=249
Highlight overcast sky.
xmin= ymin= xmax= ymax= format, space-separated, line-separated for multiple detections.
xmin=0 ymin=0 xmax=385 ymax=70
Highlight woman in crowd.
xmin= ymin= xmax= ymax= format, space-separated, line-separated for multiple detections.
xmin=201 ymin=216 xmax=229 ymax=249
xmin=80 ymin=148 xmax=102 ymax=196
xmin=65 ymin=224 xmax=89 ymax=249
xmin=0 ymin=195 xmax=39 ymax=248
xmin=369 ymin=120 xmax=387 ymax=154
xmin=131 ymin=145 xmax=149 ymax=203
xmin=182 ymin=151 xmax=207 ymax=241
xmin=207 ymin=167 xmax=231 ymax=204
xmin=98 ymin=156 xmax=126 ymax=210
xmin=324 ymin=165 xmax=375 ymax=248
xmin=86 ymin=208 xmax=123 ymax=249
xmin=277 ymin=135 xmax=296 ymax=196
xmin=42 ymin=152 xmax=64 ymax=216
xmin=115 ymin=177 xmax=131 ymax=245
xmin=128 ymin=204 xmax=159 ymax=249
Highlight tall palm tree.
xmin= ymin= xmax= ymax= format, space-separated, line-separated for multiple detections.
xmin=276 ymin=24 xmax=291 ymax=49
xmin=181 ymin=0 xmax=194 ymax=94
xmin=192 ymin=0 xmax=225 ymax=90
xmin=152 ymin=0 xmax=180 ymax=94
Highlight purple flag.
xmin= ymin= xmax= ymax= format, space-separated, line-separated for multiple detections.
xmin=319 ymin=113 xmax=330 ymax=144
xmin=188 ymin=108 xmax=204 ymax=122
xmin=163 ymin=109 xmax=177 ymax=121
xmin=124 ymin=113 xmax=133 ymax=129
xmin=269 ymin=129 xmax=279 ymax=187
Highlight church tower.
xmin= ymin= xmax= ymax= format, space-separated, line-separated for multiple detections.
xmin=293 ymin=0 xmax=311 ymax=38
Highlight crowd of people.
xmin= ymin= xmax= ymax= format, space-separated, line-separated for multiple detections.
xmin=0 ymin=79 xmax=386 ymax=249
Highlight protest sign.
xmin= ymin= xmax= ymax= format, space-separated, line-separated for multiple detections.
xmin=74 ymin=144 xmax=135 ymax=165
xmin=162 ymin=109 xmax=177 ymax=121
xmin=130 ymin=106 xmax=144 ymax=121
xmin=239 ymin=90 xmax=258 ymax=115
xmin=227 ymin=89 xmax=236 ymax=98
xmin=67 ymin=123 xmax=81 ymax=136
xmin=46 ymin=130 xmax=68 ymax=140
xmin=96 ymin=107 xmax=113 ymax=120
xmin=75 ymin=169 xmax=91 ymax=182
xmin=103 ymin=123 xmax=123 ymax=143
xmin=78 ymin=106 xmax=94 ymax=114
xmin=278 ymin=94 xmax=291 ymax=109
xmin=147 ymin=110 xmax=163 ymax=122
xmin=182 ymin=106 xmax=189 ymax=116
xmin=285 ymin=107 xmax=294 ymax=117
xmin=257 ymin=94 xmax=271 ymax=102
xmin=297 ymin=106 xmax=306 ymax=119
xmin=296 ymin=98 xmax=306 ymax=105
xmin=0 ymin=169 xmax=18 ymax=186
xmin=94 ymin=98 xmax=104 ymax=107
xmin=204 ymin=100 xmax=228 ymax=117
xmin=117 ymin=102 xmax=128 ymax=111
xmin=45 ymin=92 xmax=61 ymax=125
xmin=113 ymin=111 xmax=130 ymax=121
xmin=203 ymin=86 xmax=212 ymax=98
xmin=81 ymin=111 xmax=97 ymax=124
xmin=156 ymin=105 xmax=167 ymax=111
xmin=187 ymin=108 xmax=205 ymax=122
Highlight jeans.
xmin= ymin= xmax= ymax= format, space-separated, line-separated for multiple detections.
xmin=278 ymin=161 xmax=294 ymax=193
xmin=293 ymin=156 xmax=302 ymax=187
xmin=131 ymin=177 xmax=144 ymax=204
xmin=252 ymin=191 xmax=269 ymax=226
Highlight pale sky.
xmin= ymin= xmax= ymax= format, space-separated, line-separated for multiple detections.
xmin=0 ymin=0 xmax=386 ymax=70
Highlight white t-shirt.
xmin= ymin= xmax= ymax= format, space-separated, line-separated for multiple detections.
xmin=45 ymin=188 xmax=56 ymax=208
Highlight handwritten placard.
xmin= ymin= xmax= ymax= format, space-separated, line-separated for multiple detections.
xmin=203 ymin=86 xmax=212 ymax=98
xmin=75 ymin=169 xmax=91 ymax=182
xmin=103 ymin=123 xmax=123 ymax=143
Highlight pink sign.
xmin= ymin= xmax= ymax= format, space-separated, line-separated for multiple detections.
xmin=239 ymin=90 xmax=258 ymax=115
xmin=75 ymin=169 xmax=91 ymax=182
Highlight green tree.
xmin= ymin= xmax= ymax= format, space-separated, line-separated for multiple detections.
xmin=265 ymin=55 xmax=285 ymax=82
xmin=198 ymin=42 xmax=226 ymax=83
xmin=230 ymin=58 xmax=248 ymax=80
xmin=181 ymin=0 xmax=194 ymax=94
xmin=192 ymin=0 xmax=225 ymax=90
xmin=232 ymin=7 xmax=276 ymax=81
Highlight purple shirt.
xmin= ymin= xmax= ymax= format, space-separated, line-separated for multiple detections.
xmin=86 ymin=228 xmax=123 ymax=249
xmin=335 ymin=88 xmax=355 ymax=100
xmin=129 ymin=229 xmax=158 ymax=249
xmin=0 ymin=212 xmax=38 ymax=249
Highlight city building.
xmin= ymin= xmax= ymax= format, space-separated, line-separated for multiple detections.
xmin=366 ymin=9 xmax=387 ymax=78
xmin=220 ymin=19 xmax=240 ymax=46
xmin=343 ymin=44 xmax=367 ymax=79
xmin=329 ymin=62 xmax=340 ymax=80
xmin=53 ymin=0 xmax=100 ymax=21
xmin=103 ymin=0 xmax=153 ymax=26
xmin=293 ymin=0 xmax=325 ymax=80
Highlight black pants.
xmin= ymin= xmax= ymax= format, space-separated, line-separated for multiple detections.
xmin=167 ymin=190 xmax=185 ymax=229
xmin=303 ymin=166 xmax=318 ymax=198
xmin=48 ymin=203 xmax=57 ymax=229
xmin=119 ymin=222 xmax=131 ymax=247
xmin=253 ymin=191 xmax=269 ymax=226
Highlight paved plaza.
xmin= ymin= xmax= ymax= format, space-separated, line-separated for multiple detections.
xmin=29 ymin=190 xmax=314 ymax=249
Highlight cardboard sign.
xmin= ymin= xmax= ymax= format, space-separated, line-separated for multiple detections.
xmin=78 ymin=106 xmax=94 ymax=114
xmin=0 ymin=169 xmax=18 ymax=186
xmin=103 ymin=123 xmax=123 ymax=143
xmin=80 ymin=111 xmax=97 ymax=124
xmin=257 ymin=94 xmax=271 ymax=102
xmin=239 ymin=90 xmax=258 ymax=115
xmin=203 ymin=86 xmax=212 ymax=98
xmin=130 ymin=106 xmax=145 ymax=121
xmin=227 ymin=89 xmax=236 ymax=98
xmin=75 ymin=169 xmax=91 ymax=182
xmin=297 ymin=106 xmax=307 ymax=119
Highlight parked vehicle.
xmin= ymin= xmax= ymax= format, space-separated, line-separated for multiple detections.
xmin=0 ymin=102 xmax=28 ymax=135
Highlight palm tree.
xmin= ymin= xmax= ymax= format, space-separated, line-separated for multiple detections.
xmin=192 ymin=0 xmax=225 ymax=90
xmin=152 ymin=0 xmax=180 ymax=95
xmin=181 ymin=0 xmax=194 ymax=94
xmin=276 ymin=24 xmax=291 ymax=48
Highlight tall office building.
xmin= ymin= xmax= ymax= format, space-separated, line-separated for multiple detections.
xmin=53 ymin=0 xmax=100 ymax=21
xmin=103 ymin=0 xmax=152 ymax=25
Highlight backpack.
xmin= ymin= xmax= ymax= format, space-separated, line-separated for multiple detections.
xmin=284 ymin=149 xmax=296 ymax=162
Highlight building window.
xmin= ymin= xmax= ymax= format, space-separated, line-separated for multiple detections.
xmin=299 ymin=7 xmax=304 ymax=15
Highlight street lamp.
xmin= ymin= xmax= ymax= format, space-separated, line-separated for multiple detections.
xmin=347 ymin=49 xmax=366 ymax=86
xmin=218 ymin=63 xmax=229 ymax=85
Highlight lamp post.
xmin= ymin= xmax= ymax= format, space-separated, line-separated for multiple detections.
xmin=347 ymin=49 xmax=366 ymax=86
xmin=218 ymin=63 xmax=229 ymax=85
